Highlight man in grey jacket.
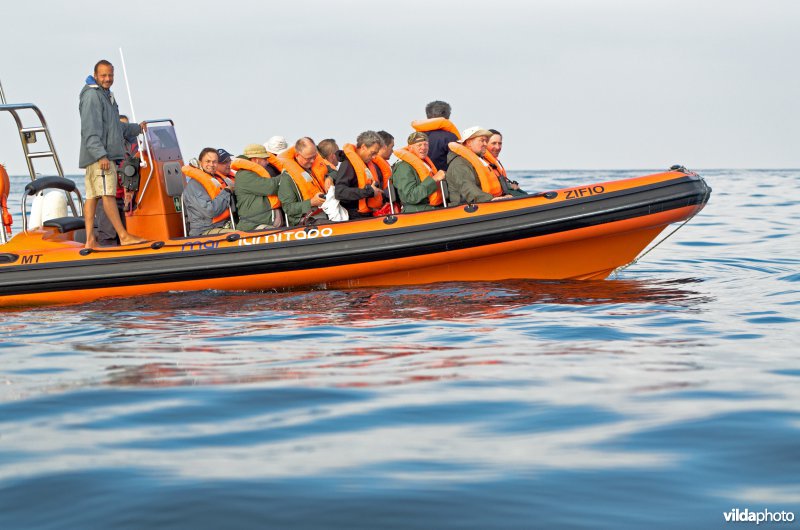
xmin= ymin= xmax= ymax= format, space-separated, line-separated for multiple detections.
xmin=79 ymin=59 xmax=146 ymax=249
xmin=183 ymin=148 xmax=234 ymax=236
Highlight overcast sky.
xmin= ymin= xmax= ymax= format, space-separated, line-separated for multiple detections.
xmin=1 ymin=0 xmax=798 ymax=175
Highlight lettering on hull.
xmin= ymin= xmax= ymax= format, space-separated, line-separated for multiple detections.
xmin=179 ymin=227 xmax=335 ymax=251
xmin=238 ymin=227 xmax=334 ymax=247
xmin=181 ymin=240 xmax=222 ymax=252
xmin=565 ymin=185 xmax=605 ymax=200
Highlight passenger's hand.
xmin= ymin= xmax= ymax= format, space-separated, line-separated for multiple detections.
xmin=99 ymin=157 xmax=110 ymax=171
xmin=140 ymin=122 xmax=147 ymax=131
xmin=371 ymin=183 xmax=381 ymax=198
xmin=491 ymin=195 xmax=513 ymax=201
xmin=310 ymin=194 xmax=325 ymax=207
xmin=123 ymin=190 xmax=134 ymax=213
xmin=432 ymin=170 xmax=446 ymax=182
xmin=510 ymin=182 xmax=520 ymax=190
xmin=323 ymin=177 xmax=334 ymax=192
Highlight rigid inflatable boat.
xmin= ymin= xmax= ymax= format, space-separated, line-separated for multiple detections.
xmin=0 ymin=104 xmax=711 ymax=308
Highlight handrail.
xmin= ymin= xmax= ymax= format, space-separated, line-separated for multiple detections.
xmin=20 ymin=180 xmax=83 ymax=233
xmin=1 ymin=99 xmax=75 ymax=243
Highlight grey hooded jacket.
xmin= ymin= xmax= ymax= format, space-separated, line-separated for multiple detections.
xmin=183 ymin=178 xmax=232 ymax=237
xmin=79 ymin=78 xmax=141 ymax=168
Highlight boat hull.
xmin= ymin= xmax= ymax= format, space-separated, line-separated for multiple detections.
xmin=0 ymin=171 xmax=711 ymax=307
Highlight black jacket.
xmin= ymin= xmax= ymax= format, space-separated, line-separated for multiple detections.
xmin=333 ymin=159 xmax=375 ymax=219
xmin=427 ymin=129 xmax=458 ymax=171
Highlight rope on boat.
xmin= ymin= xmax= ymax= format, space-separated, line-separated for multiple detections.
xmin=611 ymin=211 xmax=698 ymax=278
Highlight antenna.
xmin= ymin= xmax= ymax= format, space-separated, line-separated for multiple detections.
xmin=118 ymin=48 xmax=137 ymax=122
xmin=118 ymin=48 xmax=147 ymax=168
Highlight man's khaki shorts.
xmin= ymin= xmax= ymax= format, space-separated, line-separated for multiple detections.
xmin=84 ymin=159 xmax=117 ymax=199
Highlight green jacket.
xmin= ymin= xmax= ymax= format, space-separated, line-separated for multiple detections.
xmin=277 ymin=165 xmax=337 ymax=227
xmin=277 ymin=171 xmax=317 ymax=227
xmin=234 ymin=167 xmax=281 ymax=230
xmin=392 ymin=160 xmax=439 ymax=213
xmin=444 ymin=152 xmax=494 ymax=205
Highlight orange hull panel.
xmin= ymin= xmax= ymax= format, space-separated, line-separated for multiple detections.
xmin=0 ymin=171 xmax=711 ymax=308
xmin=0 ymin=206 xmax=693 ymax=308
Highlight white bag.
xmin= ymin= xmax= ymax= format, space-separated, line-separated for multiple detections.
xmin=321 ymin=186 xmax=349 ymax=222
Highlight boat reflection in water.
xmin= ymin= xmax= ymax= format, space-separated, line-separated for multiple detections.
xmin=94 ymin=278 xmax=710 ymax=389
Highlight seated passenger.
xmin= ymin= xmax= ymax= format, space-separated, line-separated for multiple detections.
xmin=277 ymin=137 xmax=337 ymax=226
xmin=412 ymin=100 xmax=460 ymax=171
xmin=487 ymin=129 xmax=527 ymax=197
xmin=333 ymin=131 xmax=384 ymax=219
xmin=392 ymin=131 xmax=445 ymax=213
xmin=232 ymin=144 xmax=283 ymax=230
xmin=262 ymin=136 xmax=289 ymax=177
xmin=216 ymin=148 xmax=235 ymax=186
xmin=375 ymin=130 xmax=395 ymax=202
xmin=377 ymin=131 xmax=395 ymax=163
xmin=445 ymin=126 xmax=513 ymax=205
xmin=317 ymin=138 xmax=340 ymax=170
xmin=181 ymin=147 xmax=234 ymax=236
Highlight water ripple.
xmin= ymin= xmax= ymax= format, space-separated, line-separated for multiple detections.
xmin=1 ymin=170 xmax=799 ymax=528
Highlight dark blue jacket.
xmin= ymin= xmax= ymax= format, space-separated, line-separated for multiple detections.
xmin=427 ymin=129 xmax=458 ymax=171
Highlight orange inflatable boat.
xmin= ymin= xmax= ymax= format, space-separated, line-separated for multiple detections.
xmin=0 ymin=105 xmax=711 ymax=308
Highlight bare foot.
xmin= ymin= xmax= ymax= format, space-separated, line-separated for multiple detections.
xmin=84 ymin=237 xmax=97 ymax=250
xmin=119 ymin=235 xmax=148 ymax=246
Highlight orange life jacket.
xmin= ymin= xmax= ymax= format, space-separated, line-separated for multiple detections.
xmin=371 ymin=156 xmax=392 ymax=190
xmin=279 ymin=147 xmax=330 ymax=195
xmin=266 ymin=153 xmax=285 ymax=174
xmin=230 ymin=158 xmax=282 ymax=209
xmin=0 ymin=163 xmax=11 ymax=235
xmin=392 ymin=148 xmax=443 ymax=206
xmin=279 ymin=153 xmax=326 ymax=201
xmin=343 ymin=144 xmax=384 ymax=214
xmin=216 ymin=169 xmax=235 ymax=183
xmin=411 ymin=118 xmax=461 ymax=140
xmin=483 ymin=151 xmax=507 ymax=178
xmin=181 ymin=165 xmax=231 ymax=224
xmin=447 ymin=142 xmax=504 ymax=197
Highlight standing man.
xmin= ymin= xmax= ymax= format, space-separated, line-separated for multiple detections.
xmin=93 ymin=114 xmax=138 ymax=246
xmin=79 ymin=59 xmax=146 ymax=249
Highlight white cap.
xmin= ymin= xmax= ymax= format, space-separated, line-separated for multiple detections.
xmin=263 ymin=135 xmax=288 ymax=155
xmin=459 ymin=126 xmax=493 ymax=144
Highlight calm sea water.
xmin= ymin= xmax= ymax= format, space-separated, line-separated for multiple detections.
xmin=0 ymin=169 xmax=797 ymax=529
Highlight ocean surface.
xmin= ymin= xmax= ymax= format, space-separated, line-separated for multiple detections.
xmin=0 ymin=169 xmax=797 ymax=529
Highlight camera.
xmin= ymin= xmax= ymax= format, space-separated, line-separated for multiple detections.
xmin=118 ymin=155 xmax=140 ymax=191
